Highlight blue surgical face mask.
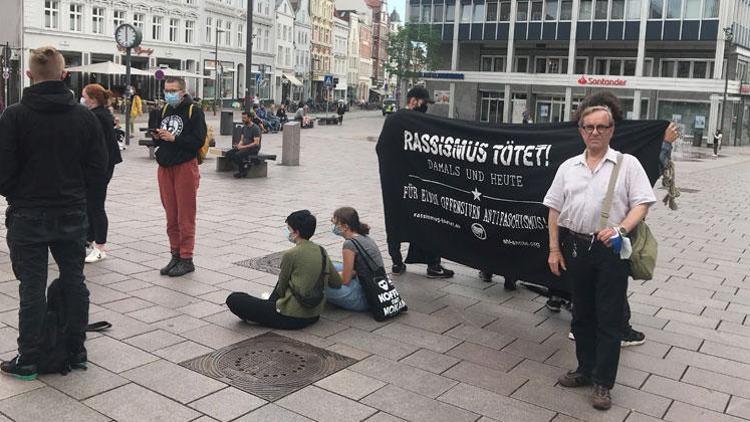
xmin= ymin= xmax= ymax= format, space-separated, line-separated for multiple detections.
xmin=331 ymin=224 xmax=343 ymax=237
xmin=165 ymin=92 xmax=182 ymax=107
xmin=284 ymin=227 xmax=295 ymax=243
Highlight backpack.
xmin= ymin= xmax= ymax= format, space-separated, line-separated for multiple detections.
xmin=161 ymin=104 xmax=210 ymax=164
xmin=38 ymin=279 xmax=112 ymax=375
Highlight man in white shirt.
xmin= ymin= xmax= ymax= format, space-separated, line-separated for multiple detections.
xmin=543 ymin=105 xmax=656 ymax=411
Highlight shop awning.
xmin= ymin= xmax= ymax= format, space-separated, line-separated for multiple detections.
xmin=370 ymin=88 xmax=386 ymax=96
xmin=283 ymin=73 xmax=303 ymax=87
xmin=65 ymin=61 xmax=152 ymax=76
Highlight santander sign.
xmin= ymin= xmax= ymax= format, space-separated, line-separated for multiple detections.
xmin=577 ymin=75 xmax=627 ymax=87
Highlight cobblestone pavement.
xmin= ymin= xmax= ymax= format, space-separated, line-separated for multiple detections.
xmin=1 ymin=111 xmax=750 ymax=421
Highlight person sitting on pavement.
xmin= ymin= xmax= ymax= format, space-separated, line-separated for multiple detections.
xmin=325 ymin=207 xmax=376 ymax=312
xmin=544 ymin=105 xmax=656 ymax=410
xmin=225 ymin=111 xmax=261 ymax=178
xmin=226 ymin=210 xmax=342 ymax=329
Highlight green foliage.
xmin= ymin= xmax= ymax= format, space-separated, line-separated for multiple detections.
xmin=385 ymin=24 xmax=442 ymax=83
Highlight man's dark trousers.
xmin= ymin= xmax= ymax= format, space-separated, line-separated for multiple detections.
xmin=6 ymin=206 xmax=90 ymax=362
xmin=226 ymin=146 xmax=260 ymax=169
xmin=563 ymin=234 xmax=629 ymax=389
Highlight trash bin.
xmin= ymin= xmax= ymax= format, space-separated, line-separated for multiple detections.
xmin=692 ymin=129 xmax=703 ymax=147
xmin=220 ymin=111 xmax=234 ymax=135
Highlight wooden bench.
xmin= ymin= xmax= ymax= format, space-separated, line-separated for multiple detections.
xmin=213 ymin=148 xmax=277 ymax=178
xmin=138 ymin=139 xmax=157 ymax=159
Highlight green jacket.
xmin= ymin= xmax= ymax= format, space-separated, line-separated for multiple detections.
xmin=274 ymin=239 xmax=342 ymax=318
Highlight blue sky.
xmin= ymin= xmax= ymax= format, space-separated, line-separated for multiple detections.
xmin=389 ymin=0 xmax=406 ymax=22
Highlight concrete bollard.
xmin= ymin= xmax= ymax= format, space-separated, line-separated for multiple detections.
xmin=282 ymin=121 xmax=300 ymax=166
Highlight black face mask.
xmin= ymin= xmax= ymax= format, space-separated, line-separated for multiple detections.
xmin=415 ymin=103 xmax=428 ymax=113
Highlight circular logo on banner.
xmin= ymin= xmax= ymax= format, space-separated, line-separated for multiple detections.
xmin=471 ymin=223 xmax=487 ymax=240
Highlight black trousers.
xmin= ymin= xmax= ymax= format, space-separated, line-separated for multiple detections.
xmin=6 ymin=206 xmax=90 ymax=362
xmin=87 ymin=166 xmax=114 ymax=245
xmin=563 ymin=233 xmax=629 ymax=389
xmin=225 ymin=147 xmax=260 ymax=169
xmin=387 ymin=241 xmax=440 ymax=267
xmin=226 ymin=292 xmax=318 ymax=330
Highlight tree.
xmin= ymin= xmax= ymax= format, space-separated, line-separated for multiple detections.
xmin=384 ymin=24 xmax=442 ymax=105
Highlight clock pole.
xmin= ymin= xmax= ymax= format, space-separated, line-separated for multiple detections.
xmin=125 ymin=47 xmax=132 ymax=145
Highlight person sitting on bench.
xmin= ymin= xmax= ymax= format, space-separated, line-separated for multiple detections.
xmin=225 ymin=111 xmax=261 ymax=178
xmin=294 ymin=105 xmax=313 ymax=128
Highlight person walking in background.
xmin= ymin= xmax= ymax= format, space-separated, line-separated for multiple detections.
xmin=544 ymin=105 xmax=656 ymax=410
xmin=0 ymin=46 xmax=108 ymax=380
xmin=80 ymin=84 xmax=122 ymax=263
xmin=129 ymin=89 xmax=142 ymax=138
xmin=713 ymin=129 xmax=722 ymax=157
xmin=152 ymin=77 xmax=206 ymax=277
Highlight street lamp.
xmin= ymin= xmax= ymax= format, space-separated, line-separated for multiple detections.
xmin=720 ymin=26 xmax=734 ymax=144
xmin=213 ymin=26 xmax=226 ymax=116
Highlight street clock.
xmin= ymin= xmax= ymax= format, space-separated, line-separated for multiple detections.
xmin=114 ymin=24 xmax=142 ymax=49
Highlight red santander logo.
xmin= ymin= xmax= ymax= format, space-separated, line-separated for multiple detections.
xmin=577 ymin=75 xmax=627 ymax=87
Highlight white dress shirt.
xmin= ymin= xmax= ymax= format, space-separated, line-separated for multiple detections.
xmin=543 ymin=147 xmax=657 ymax=234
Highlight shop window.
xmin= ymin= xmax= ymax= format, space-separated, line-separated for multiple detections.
xmin=626 ymin=0 xmax=641 ymax=19
xmin=649 ymin=0 xmax=662 ymax=18
xmin=580 ymin=0 xmax=592 ymax=19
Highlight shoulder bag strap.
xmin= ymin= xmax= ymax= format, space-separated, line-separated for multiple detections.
xmin=287 ymin=246 xmax=328 ymax=300
xmin=161 ymin=104 xmax=168 ymax=118
xmin=349 ymin=238 xmax=378 ymax=273
xmin=599 ymin=153 xmax=624 ymax=231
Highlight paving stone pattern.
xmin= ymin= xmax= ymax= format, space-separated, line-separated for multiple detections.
xmin=1 ymin=111 xmax=749 ymax=421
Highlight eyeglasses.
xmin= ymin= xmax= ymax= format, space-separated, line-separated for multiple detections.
xmin=164 ymin=89 xmax=181 ymax=94
xmin=579 ymin=124 xmax=613 ymax=135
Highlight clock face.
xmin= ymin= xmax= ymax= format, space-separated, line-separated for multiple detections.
xmin=115 ymin=24 xmax=142 ymax=49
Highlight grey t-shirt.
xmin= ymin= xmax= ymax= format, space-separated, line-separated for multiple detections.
xmin=343 ymin=235 xmax=384 ymax=281
xmin=241 ymin=123 xmax=261 ymax=147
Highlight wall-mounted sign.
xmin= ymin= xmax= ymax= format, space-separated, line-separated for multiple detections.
xmin=576 ymin=75 xmax=627 ymax=87
xmin=433 ymin=90 xmax=450 ymax=104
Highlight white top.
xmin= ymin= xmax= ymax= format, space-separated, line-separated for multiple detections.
xmin=543 ymin=147 xmax=657 ymax=234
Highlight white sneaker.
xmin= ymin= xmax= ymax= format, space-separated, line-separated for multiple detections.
xmin=85 ymin=248 xmax=107 ymax=263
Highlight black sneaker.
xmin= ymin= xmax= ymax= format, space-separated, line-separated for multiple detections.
xmin=503 ymin=277 xmax=517 ymax=291
xmin=391 ymin=263 xmax=406 ymax=275
xmin=160 ymin=252 xmax=181 ymax=275
xmin=1 ymin=355 xmax=38 ymax=381
xmin=621 ymin=327 xmax=646 ymax=347
xmin=479 ymin=271 xmax=493 ymax=283
xmin=168 ymin=258 xmax=195 ymax=277
xmin=426 ymin=265 xmax=454 ymax=279
xmin=546 ymin=297 xmax=562 ymax=313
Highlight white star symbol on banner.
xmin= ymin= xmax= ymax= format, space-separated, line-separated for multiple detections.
xmin=471 ymin=188 xmax=482 ymax=201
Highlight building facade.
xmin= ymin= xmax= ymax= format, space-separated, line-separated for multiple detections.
xmin=311 ymin=0 xmax=334 ymax=99
xmin=292 ymin=0 xmax=313 ymax=100
xmin=337 ymin=10 xmax=362 ymax=101
xmin=367 ymin=0 xmax=390 ymax=91
xmin=359 ymin=13 xmax=375 ymax=100
xmin=333 ymin=16 xmax=350 ymax=100
xmin=410 ymin=0 xmax=750 ymax=145
xmin=274 ymin=0 xmax=299 ymax=103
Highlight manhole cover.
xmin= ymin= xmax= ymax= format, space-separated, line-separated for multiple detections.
xmin=181 ymin=332 xmax=356 ymax=401
xmin=234 ymin=251 xmax=285 ymax=275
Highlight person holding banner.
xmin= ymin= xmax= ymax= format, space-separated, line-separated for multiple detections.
xmin=544 ymin=105 xmax=656 ymax=410
xmin=387 ymin=85 xmax=455 ymax=279
xmin=324 ymin=207 xmax=375 ymax=311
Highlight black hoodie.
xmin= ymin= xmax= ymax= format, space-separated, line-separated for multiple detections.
xmin=0 ymin=81 xmax=108 ymax=209
xmin=153 ymin=95 xmax=207 ymax=167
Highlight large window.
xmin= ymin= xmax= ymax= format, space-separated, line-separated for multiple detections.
xmin=649 ymin=0 xmax=663 ymax=18
xmin=480 ymin=55 xmax=505 ymax=71
xmin=44 ymin=1 xmax=59 ymax=29
xmin=185 ymin=20 xmax=195 ymax=43
xmin=169 ymin=18 xmax=179 ymax=42
xmin=152 ymin=16 xmax=163 ymax=40
xmin=92 ymin=7 xmax=104 ymax=34
xmin=113 ymin=10 xmax=125 ymax=29
xmin=626 ymin=0 xmax=641 ymax=18
xmin=69 ymin=3 xmax=82 ymax=32
xmin=594 ymin=57 xmax=641 ymax=75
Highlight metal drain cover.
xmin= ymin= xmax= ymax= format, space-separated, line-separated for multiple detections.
xmin=234 ymin=251 xmax=285 ymax=275
xmin=181 ymin=332 xmax=356 ymax=401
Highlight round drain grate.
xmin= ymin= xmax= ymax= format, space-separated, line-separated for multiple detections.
xmin=181 ymin=332 xmax=356 ymax=401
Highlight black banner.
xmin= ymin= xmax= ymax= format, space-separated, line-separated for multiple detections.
xmin=377 ymin=110 xmax=666 ymax=291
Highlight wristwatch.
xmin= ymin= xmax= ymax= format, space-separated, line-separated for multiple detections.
xmin=617 ymin=226 xmax=628 ymax=237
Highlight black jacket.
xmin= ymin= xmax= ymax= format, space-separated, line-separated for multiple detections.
xmin=91 ymin=106 xmax=122 ymax=170
xmin=154 ymin=95 xmax=207 ymax=167
xmin=0 ymin=81 xmax=108 ymax=210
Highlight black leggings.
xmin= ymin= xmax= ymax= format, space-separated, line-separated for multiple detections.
xmin=87 ymin=166 xmax=114 ymax=245
xmin=226 ymin=292 xmax=318 ymax=330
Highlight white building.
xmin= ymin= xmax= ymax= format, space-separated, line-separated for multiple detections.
xmin=2 ymin=0 xmax=285 ymax=104
xmin=336 ymin=10 xmax=361 ymax=101
xmin=273 ymin=0 xmax=299 ymax=103
xmin=332 ymin=16 xmax=349 ymax=101
xmin=292 ymin=0 xmax=312 ymax=101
